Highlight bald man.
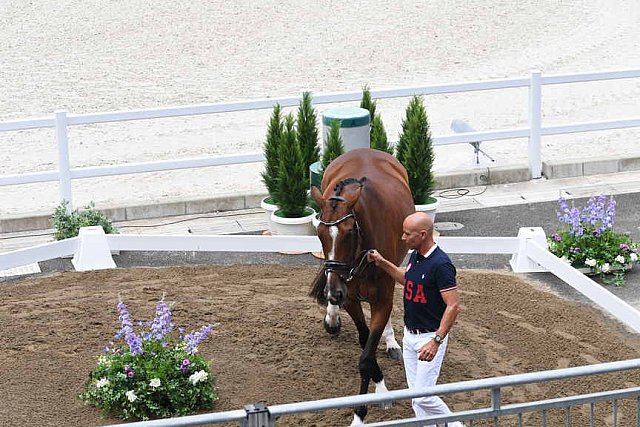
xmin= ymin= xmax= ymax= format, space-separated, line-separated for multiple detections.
xmin=368 ymin=212 xmax=462 ymax=426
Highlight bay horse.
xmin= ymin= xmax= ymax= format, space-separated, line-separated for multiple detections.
xmin=309 ymin=148 xmax=415 ymax=425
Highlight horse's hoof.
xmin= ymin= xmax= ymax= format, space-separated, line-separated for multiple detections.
xmin=386 ymin=348 xmax=403 ymax=361
xmin=323 ymin=317 xmax=341 ymax=335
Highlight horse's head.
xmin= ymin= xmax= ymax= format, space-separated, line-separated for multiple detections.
xmin=310 ymin=177 xmax=366 ymax=306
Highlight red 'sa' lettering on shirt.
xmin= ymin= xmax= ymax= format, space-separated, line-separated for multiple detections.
xmin=405 ymin=280 xmax=414 ymax=300
xmin=413 ymin=284 xmax=427 ymax=303
xmin=404 ymin=280 xmax=427 ymax=303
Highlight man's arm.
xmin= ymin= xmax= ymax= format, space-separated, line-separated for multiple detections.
xmin=418 ymin=289 xmax=461 ymax=362
xmin=435 ymin=289 xmax=461 ymax=339
xmin=367 ymin=249 xmax=406 ymax=284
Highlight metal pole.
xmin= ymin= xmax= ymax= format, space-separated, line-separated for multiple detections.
xmin=55 ymin=110 xmax=73 ymax=213
xmin=241 ymin=403 xmax=274 ymax=427
xmin=528 ymin=70 xmax=542 ymax=179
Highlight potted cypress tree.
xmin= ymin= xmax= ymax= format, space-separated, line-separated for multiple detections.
xmin=270 ymin=114 xmax=316 ymax=235
xmin=360 ymin=86 xmax=393 ymax=154
xmin=260 ymin=104 xmax=284 ymax=230
xmin=312 ymin=119 xmax=346 ymax=230
xmin=396 ymin=95 xmax=439 ymax=219
xmin=297 ymin=91 xmax=320 ymax=184
xmin=321 ymin=118 xmax=346 ymax=172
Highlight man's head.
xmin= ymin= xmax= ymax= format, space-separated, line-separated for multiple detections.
xmin=401 ymin=212 xmax=434 ymax=251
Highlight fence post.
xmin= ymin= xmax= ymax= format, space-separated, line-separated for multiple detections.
xmin=55 ymin=110 xmax=73 ymax=213
xmin=528 ymin=70 xmax=542 ymax=179
xmin=241 ymin=403 xmax=275 ymax=427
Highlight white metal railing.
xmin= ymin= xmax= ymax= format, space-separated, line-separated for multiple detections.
xmin=105 ymin=358 xmax=640 ymax=427
xmin=1 ymin=69 xmax=640 ymax=211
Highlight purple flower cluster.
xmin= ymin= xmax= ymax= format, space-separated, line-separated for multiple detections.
xmin=149 ymin=297 xmax=175 ymax=341
xmin=556 ymin=194 xmax=616 ymax=236
xmin=181 ymin=358 xmax=191 ymax=374
xmin=116 ymin=301 xmax=144 ymax=356
xmin=183 ymin=324 xmax=219 ymax=355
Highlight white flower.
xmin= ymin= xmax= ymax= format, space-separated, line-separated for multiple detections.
xmin=96 ymin=378 xmax=110 ymax=388
xmin=149 ymin=378 xmax=161 ymax=388
xmin=615 ymin=255 xmax=626 ymax=264
xmin=585 ymin=258 xmax=597 ymax=267
xmin=188 ymin=370 xmax=209 ymax=385
xmin=601 ymin=263 xmax=611 ymax=273
xmin=631 ymin=253 xmax=638 ymax=262
xmin=126 ymin=390 xmax=137 ymax=402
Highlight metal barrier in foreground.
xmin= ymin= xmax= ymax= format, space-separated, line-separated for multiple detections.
xmin=106 ymin=358 xmax=640 ymax=427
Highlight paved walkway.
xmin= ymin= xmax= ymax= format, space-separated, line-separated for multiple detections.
xmin=2 ymin=169 xmax=640 ymax=255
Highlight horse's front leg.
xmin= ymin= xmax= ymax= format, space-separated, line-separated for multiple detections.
xmin=382 ymin=318 xmax=403 ymax=361
xmin=344 ymin=299 xmax=391 ymax=426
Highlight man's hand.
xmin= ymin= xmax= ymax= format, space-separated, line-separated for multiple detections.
xmin=367 ymin=249 xmax=383 ymax=265
xmin=418 ymin=339 xmax=439 ymax=362
xmin=367 ymin=249 xmax=406 ymax=284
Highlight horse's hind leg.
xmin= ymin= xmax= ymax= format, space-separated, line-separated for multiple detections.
xmin=323 ymin=302 xmax=341 ymax=335
xmin=382 ymin=318 xmax=402 ymax=361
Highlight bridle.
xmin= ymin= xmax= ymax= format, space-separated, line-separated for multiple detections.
xmin=318 ymin=197 xmax=371 ymax=283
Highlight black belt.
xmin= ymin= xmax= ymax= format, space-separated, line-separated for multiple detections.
xmin=407 ymin=328 xmax=434 ymax=335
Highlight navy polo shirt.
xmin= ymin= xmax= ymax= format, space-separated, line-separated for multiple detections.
xmin=403 ymin=245 xmax=457 ymax=332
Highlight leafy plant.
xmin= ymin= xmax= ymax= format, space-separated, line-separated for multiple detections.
xmin=52 ymin=201 xmax=118 ymax=240
xmin=321 ymin=119 xmax=345 ymax=171
xmin=261 ymin=104 xmax=284 ymax=204
xmin=548 ymin=194 xmax=639 ymax=286
xmin=275 ymin=114 xmax=308 ymax=217
xmin=396 ymin=95 xmax=436 ymax=205
xmin=79 ymin=295 xmax=219 ymax=420
xmin=297 ymin=92 xmax=320 ymax=183
xmin=360 ymin=85 xmax=392 ymax=154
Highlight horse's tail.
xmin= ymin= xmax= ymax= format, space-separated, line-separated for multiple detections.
xmin=309 ymin=267 xmax=328 ymax=305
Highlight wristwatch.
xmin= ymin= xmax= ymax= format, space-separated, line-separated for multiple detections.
xmin=434 ymin=334 xmax=444 ymax=345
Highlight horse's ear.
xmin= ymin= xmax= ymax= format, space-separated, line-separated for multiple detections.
xmin=310 ymin=186 xmax=324 ymax=208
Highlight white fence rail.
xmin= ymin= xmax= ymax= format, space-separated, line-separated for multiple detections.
xmin=3 ymin=226 xmax=640 ymax=334
xmin=1 ymin=69 xmax=640 ymax=211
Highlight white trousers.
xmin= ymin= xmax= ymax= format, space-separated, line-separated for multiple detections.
xmin=403 ymin=327 xmax=463 ymax=427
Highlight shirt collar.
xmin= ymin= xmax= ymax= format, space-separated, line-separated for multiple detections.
xmin=416 ymin=243 xmax=437 ymax=261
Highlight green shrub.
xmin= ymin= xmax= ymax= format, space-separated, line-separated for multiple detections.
xmin=275 ymin=114 xmax=308 ymax=217
xmin=261 ymin=104 xmax=284 ymax=204
xmin=297 ymin=92 xmax=320 ymax=183
xmin=321 ymin=119 xmax=345 ymax=171
xmin=361 ymin=85 xmax=392 ymax=154
xmin=396 ymin=96 xmax=436 ymax=204
xmin=52 ymin=201 xmax=118 ymax=240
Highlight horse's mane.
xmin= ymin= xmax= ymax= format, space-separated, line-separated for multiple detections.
xmin=330 ymin=177 xmax=366 ymax=209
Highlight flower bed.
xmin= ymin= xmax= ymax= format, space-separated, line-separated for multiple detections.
xmin=79 ymin=295 xmax=219 ymax=420
xmin=548 ymin=194 xmax=639 ymax=286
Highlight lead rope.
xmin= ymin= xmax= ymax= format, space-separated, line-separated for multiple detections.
xmin=346 ymin=249 xmax=372 ymax=282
